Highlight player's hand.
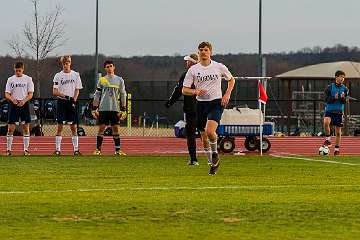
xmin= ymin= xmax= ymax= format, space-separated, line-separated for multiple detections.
xmin=118 ymin=111 xmax=127 ymax=120
xmin=17 ymin=100 xmax=25 ymax=107
xmin=11 ymin=98 xmax=19 ymax=105
xmin=334 ymin=92 xmax=339 ymax=99
xmin=195 ymin=89 xmax=207 ymax=96
xmin=221 ymin=93 xmax=231 ymax=107
xmin=340 ymin=92 xmax=345 ymax=98
xmin=91 ymin=110 xmax=99 ymax=119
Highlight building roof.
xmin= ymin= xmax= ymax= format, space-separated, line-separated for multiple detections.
xmin=276 ymin=61 xmax=360 ymax=80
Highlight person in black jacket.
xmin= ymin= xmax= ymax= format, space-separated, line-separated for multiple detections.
xmin=165 ymin=53 xmax=199 ymax=165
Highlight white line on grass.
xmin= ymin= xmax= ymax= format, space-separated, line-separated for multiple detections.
xmin=271 ymin=154 xmax=360 ymax=166
xmin=1 ymin=185 xmax=359 ymax=195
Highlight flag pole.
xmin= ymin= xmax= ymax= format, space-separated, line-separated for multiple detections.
xmin=259 ymin=80 xmax=263 ymax=156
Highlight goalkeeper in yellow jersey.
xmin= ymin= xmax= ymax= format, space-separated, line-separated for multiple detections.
xmin=92 ymin=60 xmax=127 ymax=155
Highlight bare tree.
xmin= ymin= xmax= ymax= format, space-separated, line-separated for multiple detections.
xmin=8 ymin=0 xmax=66 ymax=97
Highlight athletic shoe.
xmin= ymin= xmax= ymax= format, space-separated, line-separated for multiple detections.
xmin=115 ymin=150 xmax=127 ymax=156
xmin=209 ymin=152 xmax=220 ymax=175
xmin=209 ymin=163 xmax=220 ymax=175
xmin=334 ymin=150 xmax=340 ymax=156
xmin=188 ymin=160 xmax=199 ymax=166
xmin=74 ymin=150 xmax=81 ymax=156
xmin=54 ymin=150 xmax=61 ymax=156
xmin=323 ymin=139 xmax=331 ymax=147
xmin=211 ymin=152 xmax=220 ymax=167
xmin=93 ymin=149 xmax=101 ymax=155
xmin=6 ymin=150 xmax=12 ymax=156
xmin=207 ymin=158 xmax=212 ymax=165
xmin=24 ymin=150 xmax=30 ymax=156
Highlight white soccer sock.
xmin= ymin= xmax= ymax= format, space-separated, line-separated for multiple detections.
xmin=56 ymin=136 xmax=62 ymax=151
xmin=204 ymin=147 xmax=212 ymax=163
xmin=210 ymin=140 xmax=218 ymax=153
xmin=6 ymin=135 xmax=13 ymax=151
xmin=23 ymin=135 xmax=30 ymax=151
xmin=325 ymin=136 xmax=331 ymax=141
xmin=72 ymin=136 xmax=79 ymax=151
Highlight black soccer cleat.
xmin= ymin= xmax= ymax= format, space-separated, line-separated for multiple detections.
xmin=209 ymin=152 xmax=220 ymax=175
xmin=323 ymin=139 xmax=331 ymax=147
xmin=74 ymin=150 xmax=81 ymax=156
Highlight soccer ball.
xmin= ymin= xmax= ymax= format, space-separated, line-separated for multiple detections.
xmin=318 ymin=145 xmax=330 ymax=155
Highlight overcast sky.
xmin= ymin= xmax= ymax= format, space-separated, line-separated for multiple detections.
xmin=1 ymin=0 xmax=359 ymax=57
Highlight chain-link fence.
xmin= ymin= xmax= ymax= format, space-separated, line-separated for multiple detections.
xmin=1 ymin=96 xmax=360 ymax=137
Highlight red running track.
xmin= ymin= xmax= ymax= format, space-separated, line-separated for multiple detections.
xmin=1 ymin=136 xmax=360 ymax=156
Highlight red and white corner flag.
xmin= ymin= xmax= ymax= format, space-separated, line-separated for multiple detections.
xmin=258 ymin=80 xmax=268 ymax=104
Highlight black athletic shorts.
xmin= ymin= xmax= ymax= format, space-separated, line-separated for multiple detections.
xmin=98 ymin=111 xmax=120 ymax=126
xmin=8 ymin=102 xmax=31 ymax=124
xmin=325 ymin=111 xmax=343 ymax=127
xmin=56 ymin=98 xmax=77 ymax=124
xmin=196 ymin=99 xmax=223 ymax=132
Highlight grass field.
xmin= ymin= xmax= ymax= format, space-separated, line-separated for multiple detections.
xmin=1 ymin=155 xmax=360 ymax=240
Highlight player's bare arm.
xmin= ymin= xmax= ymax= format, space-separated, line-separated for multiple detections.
xmin=53 ymin=87 xmax=65 ymax=98
xmin=222 ymin=77 xmax=235 ymax=106
xmin=182 ymin=86 xmax=207 ymax=96
xmin=5 ymin=92 xmax=19 ymax=105
xmin=73 ymin=89 xmax=80 ymax=102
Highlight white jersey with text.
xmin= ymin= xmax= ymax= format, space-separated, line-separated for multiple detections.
xmin=183 ymin=60 xmax=233 ymax=101
xmin=53 ymin=70 xmax=83 ymax=98
xmin=5 ymin=74 xmax=34 ymax=100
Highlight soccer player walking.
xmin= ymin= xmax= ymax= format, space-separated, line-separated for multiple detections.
xmin=5 ymin=62 xmax=34 ymax=156
xmin=52 ymin=56 xmax=83 ymax=155
xmin=165 ymin=53 xmax=199 ymax=165
xmin=322 ymin=70 xmax=348 ymax=156
xmin=92 ymin=60 xmax=127 ymax=155
xmin=182 ymin=42 xmax=235 ymax=174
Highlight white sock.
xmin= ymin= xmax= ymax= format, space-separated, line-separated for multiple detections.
xmin=56 ymin=136 xmax=62 ymax=151
xmin=23 ymin=135 xmax=30 ymax=151
xmin=210 ymin=140 xmax=218 ymax=153
xmin=72 ymin=136 xmax=79 ymax=151
xmin=204 ymin=147 xmax=212 ymax=163
xmin=325 ymin=136 xmax=331 ymax=141
xmin=6 ymin=135 xmax=13 ymax=151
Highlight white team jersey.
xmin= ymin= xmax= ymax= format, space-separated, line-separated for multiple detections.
xmin=5 ymin=74 xmax=34 ymax=100
xmin=53 ymin=70 xmax=83 ymax=98
xmin=183 ymin=60 xmax=233 ymax=101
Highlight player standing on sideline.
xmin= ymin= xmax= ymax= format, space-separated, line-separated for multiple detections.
xmin=52 ymin=56 xmax=83 ymax=155
xmin=5 ymin=62 xmax=34 ymax=156
xmin=322 ymin=70 xmax=348 ymax=156
xmin=165 ymin=53 xmax=199 ymax=165
xmin=92 ymin=60 xmax=127 ymax=156
xmin=182 ymin=42 xmax=235 ymax=175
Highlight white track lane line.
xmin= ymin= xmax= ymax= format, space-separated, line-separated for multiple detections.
xmin=271 ymin=154 xmax=360 ymax=166
xmin=1 ymin=185 xmax=360 ymax=195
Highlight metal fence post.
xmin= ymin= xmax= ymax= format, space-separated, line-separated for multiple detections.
xmin=313 ymin=100 xmax=316 ymax=135
xmin=127 ymin=93 xmax=132 ymax=136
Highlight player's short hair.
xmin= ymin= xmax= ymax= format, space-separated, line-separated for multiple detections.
xmin=198 ymin=41 xmax=212 ymax=51
xmin=103 ymin=60 xmax=115 ymax=68
xmin=335 ymin=70 xmax=345 ymax=77
xmin=60 ymin=55 xmax=72 ymax=64
xmin=14 ymin=61 xmax=24 ymax=69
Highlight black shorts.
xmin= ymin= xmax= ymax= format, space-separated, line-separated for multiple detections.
xmin=56 ymin=99 xmax=77 ymax=124
xmin=325 ymin=112 xmax=343 ymax=127
xmin=8 ymin=102 xmax=31 ymax=124
xmin=98 ymin=111 xmax=120 ymax=126
xmin=196 ymin=99 xmax=223 ymax=132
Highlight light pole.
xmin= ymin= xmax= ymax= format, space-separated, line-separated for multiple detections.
xmin=95 ymin=0 xmax=99 ymax=88
xmin=258 ymin=0 xmax=262 ymax=77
